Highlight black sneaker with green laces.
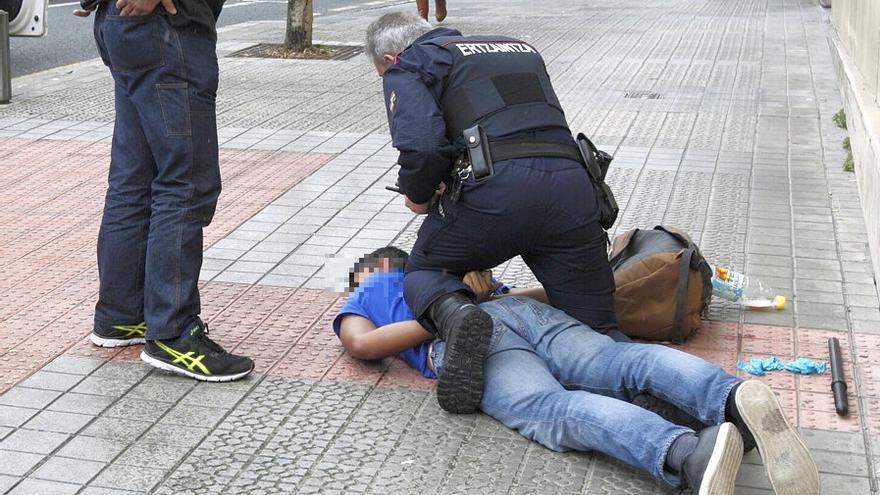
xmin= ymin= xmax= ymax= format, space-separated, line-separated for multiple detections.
xmin=140 ymin=320 xmax=254 ymax=382
xmin=90 ymin=322 xmax=147 ymax=347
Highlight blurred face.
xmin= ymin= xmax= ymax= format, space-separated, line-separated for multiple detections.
xmin=352 ymin=267 xmax=375 ymax=287
xmin=349 ymin=257 xmax=393 ymax=292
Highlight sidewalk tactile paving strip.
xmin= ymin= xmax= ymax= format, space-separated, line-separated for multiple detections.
xmin=0 ymin=138 xmax=330 ymax=394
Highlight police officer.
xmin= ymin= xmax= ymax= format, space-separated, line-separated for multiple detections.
xmin=365 ymin=13 xmax=621 ymax=414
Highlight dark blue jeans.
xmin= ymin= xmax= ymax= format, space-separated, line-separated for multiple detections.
xmin=405 ymin=157 xmax=625 ymax=339
xmin=93 ymin=4 xmax=220 ymax=340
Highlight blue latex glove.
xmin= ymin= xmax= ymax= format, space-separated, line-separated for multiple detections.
xmin=736 ymin=356 xmax=785 ymax=376
xmin=784 ymin=357 xmax=827 ymax=375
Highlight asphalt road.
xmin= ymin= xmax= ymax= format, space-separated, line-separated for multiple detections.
xmin=10 ymin=0 xmax=406 ymax=77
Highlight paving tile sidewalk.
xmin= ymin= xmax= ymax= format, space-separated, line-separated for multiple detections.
xmin=1 ymin=0 xmax=879 ymax=493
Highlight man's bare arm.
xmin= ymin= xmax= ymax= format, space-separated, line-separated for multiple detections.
xmin=338 ymin=315 xmax=433 ymax=360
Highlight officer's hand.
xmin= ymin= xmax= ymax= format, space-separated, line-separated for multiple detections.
xmin=404 ymin=183 xmax=446 ymax=215
xmin=404 ymin=197 xmax=432 ymax=215
xmin=463 ymin=271 xmax=501 ymax=303
xmin=116 ymin=0 xmax=176 ymax=16
xmin=73 ymin=8 xmax=92 ymax=16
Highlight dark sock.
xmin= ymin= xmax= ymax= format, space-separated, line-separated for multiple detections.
xmin=725 ymin=382 xmax=742 ymax=423
xmin=665 ymin=432 xmax=698 ymax=475
xmin=724 ymin=381 xmax=756 ymax=451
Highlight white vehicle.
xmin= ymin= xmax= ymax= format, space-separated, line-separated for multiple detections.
xmin=2 ymin=0 xmax=48 ymax=37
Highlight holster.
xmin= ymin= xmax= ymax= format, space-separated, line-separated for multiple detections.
xmin=575 ymin=133 xmax=618 ymax=230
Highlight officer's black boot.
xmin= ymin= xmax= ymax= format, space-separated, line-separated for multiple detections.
xmin=429 ymin=291 xmax=493 ymax=414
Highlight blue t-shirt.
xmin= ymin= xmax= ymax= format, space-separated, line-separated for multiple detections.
xmin=332 ymin=271 xmax=436 ymax=379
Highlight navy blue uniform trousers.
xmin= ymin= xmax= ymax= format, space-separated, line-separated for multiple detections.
xmin=404 ymin=156 xmax=624 ymax=339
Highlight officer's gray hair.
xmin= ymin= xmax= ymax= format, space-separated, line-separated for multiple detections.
xmin=365 ymin=12 xmax=432 ymax=66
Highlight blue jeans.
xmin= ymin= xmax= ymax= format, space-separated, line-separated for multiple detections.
xmin=432 ymin=297 xmax=739 ymax=487
xmin=92 ymin=5 xmax=221 ymax=339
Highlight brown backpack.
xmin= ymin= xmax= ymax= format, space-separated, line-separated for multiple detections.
xmin=608 ymin=226 xmax=713 ymax=343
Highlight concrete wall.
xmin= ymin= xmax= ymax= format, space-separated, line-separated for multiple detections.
xmin=830 ymin=0 xmax=880 ymax=284
xmin=832 ymin=1 xmax=879 ymax=100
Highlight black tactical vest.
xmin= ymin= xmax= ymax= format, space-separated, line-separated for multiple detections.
xmin=422 ymin=35 xmax=570 ymax=143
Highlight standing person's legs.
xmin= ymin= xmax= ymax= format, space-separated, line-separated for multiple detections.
xmin=93 ymin=5 xmax=252 ymax=381
xmin=415 ymin=0 xmax=427 ymax=19
xmin=91 ymin=76 xmax=154 ymax=346
xmin=93 ymin=6 xmax=218 ymax=341
xmin=133 ymin=27 xmax=221 ymax=340
xmin=434 ymin=0 xmax=446 ymax=21
xmin=90 ymin=7 xmax=154 ymax=347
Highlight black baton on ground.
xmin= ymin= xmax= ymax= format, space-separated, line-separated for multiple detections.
xmin=828 ymin=337 xmax=848 ymax=416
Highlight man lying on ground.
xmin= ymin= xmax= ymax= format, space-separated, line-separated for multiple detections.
xmin=332 ymin=247 xmax=819 ymax=495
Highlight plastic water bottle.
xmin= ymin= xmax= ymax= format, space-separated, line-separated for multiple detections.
xmin=710 ymin=265 xmax=786 ymax=310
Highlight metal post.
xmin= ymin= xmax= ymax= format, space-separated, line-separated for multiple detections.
xmin=0 ymin=10 xmax=10 ymax=104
